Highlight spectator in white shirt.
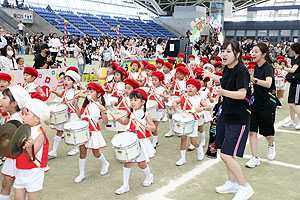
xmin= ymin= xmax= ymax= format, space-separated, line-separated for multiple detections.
xmin=49 ymin=33 xmax=61 ymax=63
xmin=155 ymin=38 xmax=164 ymax=58
xmin=0 ymin=45 xmax=18 ymax=71
xmin=0 ymin=28 xmax=7 ymax=53
xmin=17 ymin=21 xmax=25 ymax=36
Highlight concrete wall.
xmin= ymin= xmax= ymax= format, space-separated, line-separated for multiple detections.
xmin=1 ymin=7 xmax=34 ymax=24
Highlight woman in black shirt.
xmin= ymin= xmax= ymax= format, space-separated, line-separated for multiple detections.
xmin=279 ymin=43 xmax=300 ymax=129
xmin=204 ymin=40 xmax=254 ymax=200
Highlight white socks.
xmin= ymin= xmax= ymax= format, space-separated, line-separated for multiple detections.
xmin=98 ymin=153 xmax=107 ymax=164
xmin=199 ymin=131 xmax=205 ymax=146
xmin=279 ymin=98 xmax=283 ymax=105
xmin=142 ymin=165 xmax=152 ymax=180
xmin=123 ymin=167 xmax=131 ymax=187
xmin=169 ymin=119 xmax=173 ymax=133
xmin=180 ymin=150 xmax=186 ymax=160
xmin=79 ymin=158 xmax=86 ymax=177
xmin=0 ymin=194 xmax=10 ymax=200
xmin=152 ymin=136 xmax=158 ymax=147
xmin=52 ymin=135 xmax=62 ymax=152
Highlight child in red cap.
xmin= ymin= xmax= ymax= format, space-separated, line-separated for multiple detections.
xmin=140 ymin=64 xmax=156 ymax=88
xmin=128 ymin=60 xmax=140 ymax=80
xmin=93 ymin=62 xmax=117 ymax=93
xmin=163 ymin=62 xmax=173 ymax=86
xmin=155 ymin=58 xmax=164 ymax=73
xmin=0 ymin=73 xmax=12 ymax=125
xmin=22 ymin=67 xmax=45 ymax=99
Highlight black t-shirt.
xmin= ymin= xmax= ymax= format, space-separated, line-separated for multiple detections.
xmin=252 ymin=62 xmax=276 ymax=110
xmin=292 ymin=56 xmax=300 ymax=73
xmin=220 ymin=62 xmax=251 ymax=125
xmin=33 ymin=54 xmax=53 ymax=69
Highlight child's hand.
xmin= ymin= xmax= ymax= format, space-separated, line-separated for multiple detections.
xmin=92 ymin=66 xmax=97 ymax=73
xmin=172 ymin=102 xmax=177 ymax=109
xmin=145 ymin=124 xmax=151 ymax=131
xmin=24 ymin=138 xmax=33 ymax=149
xmin=111 ymin=101 xmax=117 ymax=106
xmin=99 ymin=105 xmax=106 ymax=113
xmin=113 ymin=117 xmax=120 ymax=122
xmin=196 ymin=107 xmax=203 ymax=113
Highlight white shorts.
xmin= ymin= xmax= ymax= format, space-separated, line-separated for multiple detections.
xmin=276 ymin=82 xmax=287 ymax=91
xmin=1 ymin=158 xmax=16 ymax=178
xmin=14 ymin=168 xmax=45 ymax=192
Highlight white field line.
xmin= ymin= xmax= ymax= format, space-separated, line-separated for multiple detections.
xmin=138 ymin=117 xmax=291 ymax=200
xmin=244 ymin=155 xmax=300 ymax=169
xmin=275 ymin=128 xmax=300 ymax=134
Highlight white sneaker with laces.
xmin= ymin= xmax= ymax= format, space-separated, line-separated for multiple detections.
xmin=143 ymin=174 xmax=153 ymax=187
xmin=100 ymin=161 xmax=110 ymax=176
xmin=48 ymin=150 xmax=57 ymax=158
xmin=67 ymin=148 xmax=79 ymax=156
xmin=176 ymin=158 xmax=186 ymax=166
xmin=267 ymin=143 xmax=276 ymax=160
xmin=295 ymin=121 xmax=300 ymax=130
xmin=245 ymin=157 xmax=260 ymax=168
xmin=165 ymin=131 xmax=174 ymax=137
xmin=74 ymin=175 xmax=85 ymax=183
xmin=282 ymin=120 xmax=296 ymax=128
xmin=216 ymin=181 xmax=239 ymax=194
xmin=232 ymin=184 xmax=254 ymax=200
xmin=115 ymin=185 xmax=130 ymax=195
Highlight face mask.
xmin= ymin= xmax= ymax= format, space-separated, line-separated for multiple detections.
xmin=45 ymin=50 xmax=50 ymax=55
xmin=7 ymin=51 xmax=13 ymax=57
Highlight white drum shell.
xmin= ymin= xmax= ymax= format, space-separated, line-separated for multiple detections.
xmin=146 ymin=100 xmax=159 ymax=120
xmin=64 ymin=120 xmax=90 ymax=145
xmin=49 ymin=103 xmax=69 ymax=125
xmin=275 ymin=78 xmax=285 ymax=88
xmin=105 ymin=110 xmax=128 ymax=131
xmin=172 ymin=113 xmax=195 ymax=136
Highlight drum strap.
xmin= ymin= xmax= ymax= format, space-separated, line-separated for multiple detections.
xmin=149 ymin=88 xmax=165 ymax=109
xmin=117 ymin=96 xmax=130 ymax=111
xmin=131 ymin=118 xmax=146 ymax=138
xmin=173 ymin=80 xmax=182 ymax=95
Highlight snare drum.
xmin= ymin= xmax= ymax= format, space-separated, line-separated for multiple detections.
xmin=111 ymin=131 xmax=140 ymax=163
xmin=105 ymin=96 xmax=118 ymax=110
xmin=63 ymin=120 xmax=90 ymax=145
xmin=146 ymin=100 xmax=159 ymax=120
xmin=275 ymin=77 xmax=285 ymax=88
xmin=165 ymin=96 xmax=180 ymax=115
xmin=48 ymin=103 xmax=69 ymax=125
xmin=140 ymin=87 xmax=150 ymax=94
xmin=105 ymin=110 xmax=128 ymax=132
xmin=172 ymin=113 xmax=195 ymax=136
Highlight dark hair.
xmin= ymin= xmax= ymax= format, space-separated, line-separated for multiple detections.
xmin=254 ymin=43 xmax=273 ymax=64
xmin=114 ymin=70 xmax=124 ymax=81
xmin=16 ymin=57 xmax=24 ymax=64
xmin=291 ymin=42 xmax=300 ymax=55
xmin=65 ymin=75 xmax=76 ymax=83
xmin=108 ymin=63 xmax=117 ymax=71
xmin=2 ymin=45 xmax=15 ymax=58
xmin=82 ymin=88 xmax=106 ymax=108
xmin=157 ymin=38 xmax=163 ymax=45
xmin=128 ymin=91 xmax=147 ymax=119
xmin=3 ymin=88 xmax=20 ymax=112
xmin=221 ymin=40 xmax=242 ymax=63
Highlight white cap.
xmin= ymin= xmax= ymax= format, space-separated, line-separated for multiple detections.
xmin=65 ymin=70 xmax=80 ymax=83
xmin=9 ymin=85 xmax=31 ymax=109
xmin=23 ymin=99 xmax=50 ymax=122
xmin=203 ymin=63 xmax=214 ymax=71
xmin=189 ymin=61 xmax=199 ymax=66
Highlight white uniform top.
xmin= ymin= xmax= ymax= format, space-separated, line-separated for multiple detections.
xmin=149 ymin=86 xmax=166 ymax=109
xmin=49 ymin=38 xmax=61 ymax=52
xmin=182 ymin=95 xmax=201 ymax=112
xmin=157 ymin=68 xmax=163 ymax=73
xmin=113 ymin=82 xmax=125 ymax=97
xmin=8 ymin=111 xmax=22 ymax=122
xmin=23 ymin=82 xmax=39 ymax=93
xmin=81 ymin=102 xmax=101 ymax=125
xmin=0 ymin=56 xmax=18 ymax=70
xmin=140 ymin=71 xmax=147 ymax=78
xmin=164 ymin=72 xmax=172 ymax=85
xmin=129 ymin=72 xmax=139 ymax=80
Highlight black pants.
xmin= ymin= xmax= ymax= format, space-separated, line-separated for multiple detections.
xmin=51 ymin=52 xmax=58 ymax=63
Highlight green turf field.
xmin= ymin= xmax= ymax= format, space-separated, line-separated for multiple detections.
xmin=1 ymin=55 xmax=300 ymax=200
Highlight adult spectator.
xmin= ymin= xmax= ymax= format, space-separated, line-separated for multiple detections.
xmin=155 ymin=38 xmax=164 ymax=58
xmin=24 ymin=33 xmax=31 ymax=54
xmin=33 ymin=43 xmax=54 ymax=69
xmin=74 ymin=37 xmax=86 ymax=78
xmin=0 ymin=44 xmax=18 ymax=70
xmin=49 ymin=33 xmax=61 ymax=63
xmin=0 ymin=28 xmax=7 ymax=54
xmin=120 ymin=38 xmax=130 ymax=62
xmin=17 ymin=21 xmax=25 ymax=36
xmin=99 ymin=39 xmax=114 ymax=68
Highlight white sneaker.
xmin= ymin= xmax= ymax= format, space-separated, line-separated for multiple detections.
xmin=176 ymin=158 xmax=186 ymax=166
xmin=115 ymin=185 xmax=130 ymax=195
xmin=67 ymin=148 xmax=79 ymax=156
xmin=74 ymin=175 xmax=85 ymax=183
xmin=267 ymin=143 xmax=276 ymax=160
xmin=295 ymin=122 xmax=300 ymax=130
xmin=100 ymin=161 xmax=110 ymax=176
xmin=245 ymin=157 xmax=261 ymax=168
xmin=282 ymin=120 xmax=296 ymax=128
xmin=48 ymin=150 xmax=57 ymax=158
xmin=232 ymin=184 xmax=254 ymax=200
xmin=188 ymin=144 xmax=195 ymax=151
xmin=216 ymin=181 xmax=239 ymax=194
xmin=197 ymin=146 xmax=204 ymax=161
xmin=165 ymin=131 xmax=174 ymax=137
xmin=143 ymin=174 xmax=153 ymax=187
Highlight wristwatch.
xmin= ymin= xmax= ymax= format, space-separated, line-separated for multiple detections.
xmin=254 ymin=79 xmax=258 ymax=84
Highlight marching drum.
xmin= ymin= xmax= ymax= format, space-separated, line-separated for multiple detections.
xmin=165 ymin=96 xmax=180 ymax=115
xmin=105 ymin=96 xmax=118 ymax=110
xmin=275 ymin=78 xmax=285 ymax=88
xmin=111 ymin=131 xmax=140 ymax=163
xmin=172 ymin=113 xmax=195 ymax=136
xmin=48 ymin=103 xmax=69 ymax=125
xmin=63 ymin=120 xmax=90 ymax=145
xmin=146 ymin=100 xmax=159 ymax=120
xmin=105 ymin=110 xmax=128 ymax=132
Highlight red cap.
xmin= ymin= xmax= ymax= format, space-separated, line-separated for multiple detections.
xmin=211 ymin=56 xmax=221 ymax=61
xmin=145 ymin=64 xmax=157 ymax=71
xmin=248 ymin=61 xmax=257 ymax=66
xmin=213 ymin=61 xmax=223 ymax=67
xmin=177 ymin=53 xmax=185 ymax=58
xmin=201 ymin=57 xmax=209 ymax=64
xmin=130 ymin=60 xmax=141 ymax=68
xmin=29 ymin=92 xmax=43 ymax=100
xmin=247 ymin=55 xmax=252 ymax=60
xmin=176 ymin=67 xmax=189 ymax=75
xmin=0 ymin=73 xmax=12 ymax=82
xmin=152 ymin=71 xmax=165 ymax=81
xmin=131 ymin=88 xmax=148 ymax=101
xmin=164 ymin=62 xmax=173 ymax=69
xmin=247 ymin=65 xmax=255 ymax=70
xmin=276 ymin=56 xmax=285 ymax=61
xmin=109 ymin=62 xmax=118 ymax=70
xmin=87 ymin=82 xmax=105 ymax=95
xmin=116 ymin=67 xmax=128 ymax=79
xmin=24 ymin=67 xmax=38 ymax=79
xmin=215 ymin=72 xmax=223 ymax=77
xmin=167 ymin=57 xmax=176 ymax=63
xmin=141 ymin=60 xmax=149 ymax=66
xmin=279 ymin=59 xmax=287 ymax=64
xmin=176 ymin=63 xmax=186 ymax=68
xmin=124 ymin=78 xmax=140 ymax=89
xmin=193 ymin=67 xmax=204 ymax=76
xmin=189 ymin=54 xmax=195 ymax=59
xmin=156 ymin=58 xmax=164 ymax=64
xmin=186 ymin=78 xmax=201 ymax=91
xmin=66 ymin=66 xmax=79 ymax=74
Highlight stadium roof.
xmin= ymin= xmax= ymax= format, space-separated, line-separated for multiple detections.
xmin=135 ymin=0 xmax=271 ymax=15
